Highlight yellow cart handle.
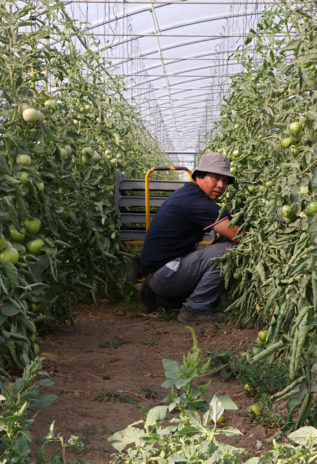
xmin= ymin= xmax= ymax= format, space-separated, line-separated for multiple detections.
xmin=145 ymin=166 xmax=192 ymax=231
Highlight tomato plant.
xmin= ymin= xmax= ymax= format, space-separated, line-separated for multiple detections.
xmin=0 ymin=0 xmax=170 ymax=373
xmin=206 ymin=0 xmax=317 ymax=429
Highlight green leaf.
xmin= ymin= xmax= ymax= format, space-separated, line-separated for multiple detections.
xmin=287 ymin=426 xmax=317 ymax=445
xmin=217 ymin=426 xmax=243 ymax=437
xmin=108 ymin=426 xmax=145 ymax=452
xmin=162 ymin=359 xmax=182 ymax=379
xmin=144 ymin=405 xmax=168 ymax=429
xmin=204 ymin=395 xmax=224 ymax=426
xmin=31 ymin=394 xmax=57 ymax=409
xmin=30 ymin=255 xmax=50 ymax=282
xmin=1 ymin=261 xmax=19 ymax=290
xmin=308 ymin=220 xmax=317 ymax=234
xmin=216 ymin=394 xmax=239 ymax=410
xmin=0 ymin=303 xmax=19 ymax=317
xmin=36 ymin=379 xmax=54 ymax=386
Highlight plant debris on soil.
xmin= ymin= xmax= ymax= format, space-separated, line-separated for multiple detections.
xmin=30 ymin=300 xmax=276 ymax=463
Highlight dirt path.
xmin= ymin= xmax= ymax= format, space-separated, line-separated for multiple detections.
xmin=31 ymin=300 xmax=271 ymax=463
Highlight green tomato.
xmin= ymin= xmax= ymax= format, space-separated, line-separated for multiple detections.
xmin=16 ymin=154 xmax=32 ymax=166
xmin=0 ymin=247 xmax=19 ymax=264
xmin=9 ymin=224 xmax=25 ymax=242
xmin=216 ymin=415 xmax=225 ymax=424
xmin=299 ymin=185 xmax=309 ymax=195
xmin=59 ymin=147 xmax=69 ymax=159
xmin=82 ymin=146 xmax=94 ymax=156
xmin=22 ymin=108 xmax=44 ymax=123
xmin=233 ymin=269 xmax=242 ymax=280
xmin=26 ymin=238 xmax=45 ymax=255
xmin=24 ymin=217 xmax=41 ymax=234
xmin=36 ymin=182 xmax=45 ymax=192
xmin=308 ymin=201 xmax=317 ymax=214
xmin=92 ymin=151 xmax=102 ymax=161
xmin=281 ymin=205 xmax=293 ymax=219
xmin=257 ymin=329 xmax=268 ymax=342
xmin=281 ymin=137 xmax=295 ymax=148
xmin=247 ymin=403 xmax=263 ymax=417
xmin=247 ymin=185 xmax=256 ymax=193
xmin=18 ymin=171 xmax=29 ymax=184
xmin=244 ymin=384 xmax=256 ymax=397
xmin=255 ymin=337 xmax=264 ymax=347
xmin=287 ymin=121 xmax=302 ymax=137
xmin=0 ymin=234 xmax=7 ymax=251
xmin=64 ymin=145 xmax=72 ymax=155
xmin=44 ymin=99 xmax=58 ymax=108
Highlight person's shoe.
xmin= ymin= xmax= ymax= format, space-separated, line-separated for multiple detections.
xmin=177 ymin=306 xmax=226 ymax=324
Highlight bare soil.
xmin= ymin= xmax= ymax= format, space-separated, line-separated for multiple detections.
xmin=30 ymin=300 xmax=275 ymax=463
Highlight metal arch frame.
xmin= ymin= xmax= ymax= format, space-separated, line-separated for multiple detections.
xmin=103 ymin=10 xmax=263 ymax=66
xmin=142 ymin=90 xmax=231 ymax=103
xmin=125 ymin=73 xmax=234 ymax=90
xmin=118 ymin=58 xmax=246 ymax=75
xmin=61 ymin=0 xmax=272 ymax=153
xmin=64 ymin=1 xmax=275 ymax=4
xmin=159 ymin=104 xmax=221 ymax=117
xmin=101 ymin=10 xmax=263 ymax=49
xmin=133 ymin=82 xmax=232 ymax=99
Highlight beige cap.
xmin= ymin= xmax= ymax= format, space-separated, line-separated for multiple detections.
xmin=193 ymin=151 xmax=235 ymax=184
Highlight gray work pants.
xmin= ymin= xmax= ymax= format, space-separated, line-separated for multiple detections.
xmin=148 ymin=242 xmax=232 ymax=312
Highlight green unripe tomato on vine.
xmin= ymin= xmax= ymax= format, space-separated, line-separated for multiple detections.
xmin=281 ymin=205 xmax=294 ymax=219
xmin=255 ymin=337 xmax=264 ymax=347
xmin=22 ymin=108 xmax=44 ymax=123
xmin=26 ymin=238 xmax=45 ymax=255
xmin=0 ymin=247 xmax=19 ymax=264
xmin=308 ymin=201 xmax=317 ymax=214
xmin=18 ymin=171 xmax=29 ymax=184
xmin=257 ymin=330 xmax=268 ymax=342
xmin=9 ymin=224 xmax=25 ymax=242
xmin=281 ymin=137 xmax=295 ymax=148
xmin=299 ymin=185 xmax=309 ymax=195
xmin=287 ymin=121 xmax=302 ymax=137
xmin=247 ymin=403 xmax=263 ymax=417
xmin=0 ymin=234 xmax=7 ymax=251
xmin=16 ymin=154 xmax=32 ymax=166
xmin=24 ymin=218 xmax=41 ymax=235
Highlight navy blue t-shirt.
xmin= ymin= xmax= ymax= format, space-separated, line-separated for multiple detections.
xmin=140 ymin=182 xmax=227 ymax=276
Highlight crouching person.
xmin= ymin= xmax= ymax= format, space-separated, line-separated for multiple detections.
xmin=139 ymin=152 xmax=242 ymax=324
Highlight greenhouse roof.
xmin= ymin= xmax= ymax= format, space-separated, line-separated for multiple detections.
xmin=62 ymin=0 xmax=275 ymax=168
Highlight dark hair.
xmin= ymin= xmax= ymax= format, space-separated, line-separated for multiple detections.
xmin=192 ymin=170 xmax=209 ymax=181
